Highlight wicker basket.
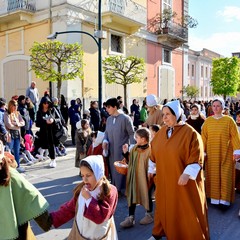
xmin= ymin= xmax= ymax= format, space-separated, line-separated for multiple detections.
xmin=114 ymin=159 xmax=128 ymax=175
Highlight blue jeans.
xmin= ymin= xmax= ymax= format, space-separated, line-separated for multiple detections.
xmin=9 ymin=137 xmax=20 ymax=167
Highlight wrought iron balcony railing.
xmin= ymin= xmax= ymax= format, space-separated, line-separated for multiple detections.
xmin=74 ymin=0 xmax=146 ymax=25
xmin=0 ymin=0 xmax=36 ymax=15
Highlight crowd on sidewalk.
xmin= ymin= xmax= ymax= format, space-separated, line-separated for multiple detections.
xmin=2 ymin=81 xmax=240 ymax=239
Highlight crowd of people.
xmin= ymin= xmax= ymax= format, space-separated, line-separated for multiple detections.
xmin=2 ymin=82 xmax=240 ymax=239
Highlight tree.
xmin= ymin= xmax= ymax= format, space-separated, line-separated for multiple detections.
xmin=211 ymin=57 xmax=240 ymax=100
xmin=103 ymin=55 xmax=145 ymax=107
xmin=30 ymin=40 xmax=84 ymax=99
xmin=181 ymin=85 xmax=199 ymax=101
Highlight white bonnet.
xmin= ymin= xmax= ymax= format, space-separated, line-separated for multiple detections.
xmin=146 ymin=94 xmax=158 ymax=107
xmin=76 ymin=120 xmax=81 ymax=130
xmin=80 ymin=155 xmax=105 ymax=182
xmin=212 ymin=98 xmax=225 ymax=109
xmin=164 ymin=100 xmax=182 ymax=120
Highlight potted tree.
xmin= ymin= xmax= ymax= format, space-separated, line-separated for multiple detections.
xmin=161 ymin=8 xmax=177 ymax=34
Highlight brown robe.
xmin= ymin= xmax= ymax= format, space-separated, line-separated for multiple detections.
xmin=151 ymin=124 xmax=209 ymax=240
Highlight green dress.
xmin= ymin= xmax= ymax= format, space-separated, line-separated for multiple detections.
xmin=0 ymin=168 xmax=50 ymax=240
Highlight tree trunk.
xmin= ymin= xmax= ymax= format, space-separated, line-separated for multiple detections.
xmin=57 ymin=79 xmax=62 ymax=100
xmin=124 ymin=84 xmax=127 ymax=109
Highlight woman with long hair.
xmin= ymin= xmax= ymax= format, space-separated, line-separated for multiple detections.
xmin=36 ymin=96 xmax=58 ymax=168
xmin=4 ymin=100 xmax=25 ymax=173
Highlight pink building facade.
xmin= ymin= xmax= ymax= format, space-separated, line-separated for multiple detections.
xmin=146 ymin=0 xmax=188 ymax=101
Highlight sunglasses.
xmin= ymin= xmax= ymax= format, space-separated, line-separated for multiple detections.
xmin=43 ymin=102 xmax=49 ymax=105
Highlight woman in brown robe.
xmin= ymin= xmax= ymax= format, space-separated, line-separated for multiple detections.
xmin=148 ymin=100 xmax=209 ymax=240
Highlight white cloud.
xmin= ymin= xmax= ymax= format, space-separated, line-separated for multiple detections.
xmin=188 ymin=32 xmax=240 ymax=57
xmin=217 ymin=6 xmax=240 ymax=22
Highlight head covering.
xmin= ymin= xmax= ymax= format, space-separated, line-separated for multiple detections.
xmin=40 ymin=96 xmax=52 ymax=104
xmin=164 ymin=100 xmax=182 ymax=120
xmin=146 ymin=94 xmax=158 ymax=107
xmin=11 ymin=95 xmax=18 ymax=101
xmin=76 ymin=120 xmax=81 ymax=129
xmin=94 ymin=131 xmax=104 ymax=147
xmin=81 ymin=155 xmax=105 ymax=182
xmin=212 ymin=98 xmax=225 ymax=109
xmin=52 ymin=97 xmax=58 ymax=103
xmin=0 ymin=97 xmax=6 ymax=104
xmin=83 ymin=109 xmax=90 ymax=115
xmin=190 ymin=104 xmax=200 ymax=111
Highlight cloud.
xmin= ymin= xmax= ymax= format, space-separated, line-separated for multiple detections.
xmin=188 ymin=32 xmax=240 ymax=57
xmin=217 ymin=6 xmax=240 ymax=22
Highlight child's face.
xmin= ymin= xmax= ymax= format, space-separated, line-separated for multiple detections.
xmin=135 ymin=134 xmax=148 ymax=146
xmin=236 ymin=114 xmax=240 ymax=124
xmin=83 ymin=122 xmax=90 ymax=129
xmin=149 ymin=128 xmax=156 ymax=140
xmin=80 ymin=166 xmax=98 ymax=191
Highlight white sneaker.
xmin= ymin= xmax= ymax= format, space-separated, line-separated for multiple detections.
xmin=17 ymin=166 xmax=25 ymax=173
xmin=36 ymin=154 xmax=44 ymax=161
xmin=26 ymin=160 xmax=34 ymax=166
xmin=49 ymin=160 xmax=56 ymax=168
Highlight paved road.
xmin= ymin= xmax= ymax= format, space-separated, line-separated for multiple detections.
xmin=23 ymin=144 xmax=240 ymax=240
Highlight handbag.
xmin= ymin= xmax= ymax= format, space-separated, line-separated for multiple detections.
xmin=55 ymin=124 xmax=68 ymax=143
xmin=9 ymin=129 xmax=20 ymax=139
xmin=54 ymin=109 xmax=68 ymax=143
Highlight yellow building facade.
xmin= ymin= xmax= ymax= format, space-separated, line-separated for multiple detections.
xmin=0 ymin=0 xmax=148 ymax=107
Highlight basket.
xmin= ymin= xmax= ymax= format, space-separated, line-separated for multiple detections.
xmin=114 ymin=159 xmax=128 ymax=175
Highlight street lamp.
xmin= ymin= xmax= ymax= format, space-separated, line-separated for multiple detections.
xmin=47 ymin=0 xmax=105 ymax=108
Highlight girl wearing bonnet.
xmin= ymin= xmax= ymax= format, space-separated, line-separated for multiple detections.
xmin=51 ymin=155 xmax=118 ymax=240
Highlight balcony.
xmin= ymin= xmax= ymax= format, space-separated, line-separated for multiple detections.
xmin=157 ymin=22 xmax=188 ymax=49
xmin=74 ymin=0 xmax=146 ymax=34
xmin=0 ymin=0 xmax=36 ymax=25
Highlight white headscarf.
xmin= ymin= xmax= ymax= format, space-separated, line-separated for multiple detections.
xmin=212 ymin=98 xmax=225 ymax=109
xmin=164 ymin=100 xmax=182 ymax=120
xmin=80 ymin=155 xmax=104 ymax=182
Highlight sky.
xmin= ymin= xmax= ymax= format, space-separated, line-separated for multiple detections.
xmin=188 ymin=0 xmax=240 ymax=57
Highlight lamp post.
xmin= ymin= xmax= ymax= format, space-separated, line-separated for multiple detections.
xmin=47 ymin=0 xmax=105 ymax=108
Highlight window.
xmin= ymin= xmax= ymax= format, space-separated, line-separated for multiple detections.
xmin=163 ymin=49 xmax=172 ymax=64
xmin=188 ymin=63 xmax=189 ymax=76
xmin=110 ymin=34 xmax=124 ymax=54
xmin=163 ymin=0 xmax=172 ymax=10
xmin=205 ymin=67 xmax=208 ymax=78
xmin=192 ymin=64 xmax=195 ymax=77
xmin=201 ymin=66 xmax=203 ymax=78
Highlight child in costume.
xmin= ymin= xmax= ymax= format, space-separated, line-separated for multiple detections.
xmin=87 ymin=131 xmax=109 ymax=178
xmin=75 ymin=119 xmax=92 ymax=168
xmin=0 ymin=140 xmax=52 ymax=240
xmin=50 ymin=155 xmax=118 ymax=240
xmin=120 ymin=127 xmax=152 ymax=228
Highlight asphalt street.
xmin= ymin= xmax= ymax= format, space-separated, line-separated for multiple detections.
xmin=22 ymin=144 xmax=240 ymax=240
